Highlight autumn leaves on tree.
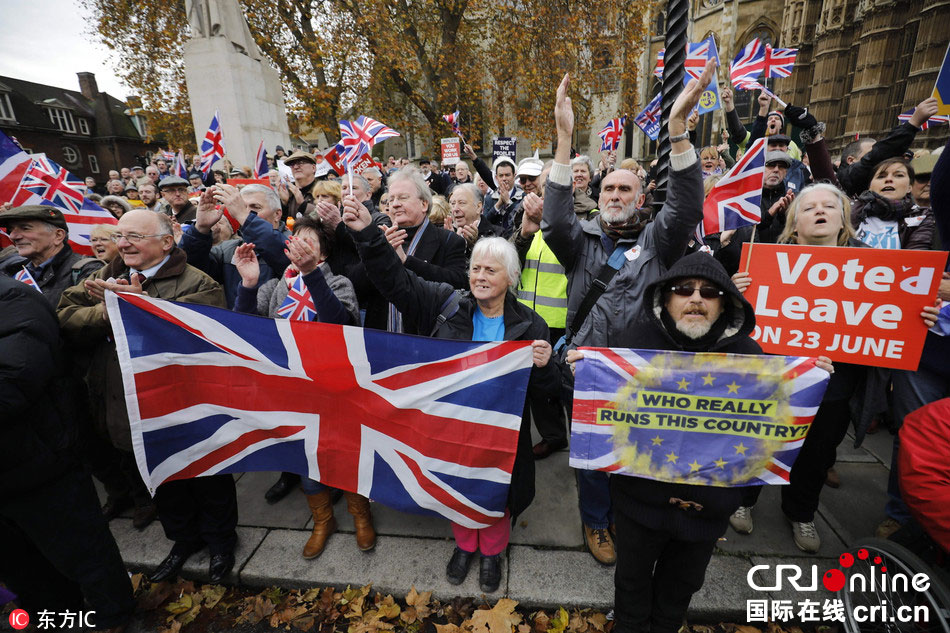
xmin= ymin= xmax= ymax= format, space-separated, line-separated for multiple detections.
xmin=85 ymin=0 xmax=652 ymax=155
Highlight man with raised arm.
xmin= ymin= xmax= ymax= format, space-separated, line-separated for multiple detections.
xmin=541 ymin=61 xmax=715 ymax=566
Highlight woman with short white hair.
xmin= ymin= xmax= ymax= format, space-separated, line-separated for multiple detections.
xmin=343 ymin=198 xmax=559 ymax=594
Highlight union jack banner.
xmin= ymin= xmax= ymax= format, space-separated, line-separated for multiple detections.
xmin=570 ymin=348 xmax=829 ymax=486
xmin=701 ymin=137 xmax=766 ymax=236
xmin=254 ymin=140 xmax=268 ymax=179
xmin=443 ymin=111 xmax=461 ymax=135
xmin=13 ymin=156 xmax=86 ymax=212
xmin=14 ymin=267 xmax=41 ymax=292
xmin=199 ymin=111 xmax=225 ymax=175
xmin=654 ymin=49 xmax=665 ymax=79
xmin=897 ymin=109 xmax=950 ymax=130
xmin=173 ymin=150 xmax=189 ymax=178
xmin=763 ymin=45 xmax=798 ymax=78
xmin=104 ymin=292 xmax=534 ymax=527
xmin=0 ymin=130 xmax=31 ymax=205
xmin=598 ymin=116 xmax=627 ymax=152
xmin=730 ymin=38 xmax=766 ymax=84
xmin=634 ymin=93 xmax=662 ymax=141
xmin=338 ymin=116 xmax=400 ymax=166
xmin=276 ymin=274 xmax=317 ymax=321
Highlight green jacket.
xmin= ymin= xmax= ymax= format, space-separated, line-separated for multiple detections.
xmin=57 ymin=247 xmax=225 ymax=451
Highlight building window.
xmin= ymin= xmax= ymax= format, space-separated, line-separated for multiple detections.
xmin=62 ymin=145 xmax=80 ymax=167
xmin=77 ymin=118 xmax=90 ymax=135
xmin=47 ymin=107 xmax=76 ymax=133
xmin=88 ymin=154 xmax=99 ymax=173
xmin=0 ymin=93 xmax=14 ymax=121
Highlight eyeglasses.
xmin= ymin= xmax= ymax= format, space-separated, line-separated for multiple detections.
xmin=914 ymin=175 xmax=931 ymax=183
xmin=518 ymin=175 xmax=538 ymax=183
xmin=670 ymin=284 xmax=724 ymax=299
xmin=110 ymin=232 xmax=167 ymax=244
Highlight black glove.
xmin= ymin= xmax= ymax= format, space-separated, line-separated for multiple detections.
xmin=785 ymin=104 xmax=818 ymax=130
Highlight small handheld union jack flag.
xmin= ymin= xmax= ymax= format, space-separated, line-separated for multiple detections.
xmin=159 ymin=149 xmax=176 ymax=162
xmin=14 ymin=267 xmax=41 ymax=292
xmin=443 ymin=111 xmax=461 ymax=135
xmin=598 ymin=116 xmax=627 ymax=152
xmin=173 ymin=150 xmax=189 ymax=178
xmin=730 ymin=38 xmax=766 ymax=85
xmin=199 ymin=111 xmax=225 ymax=175
xmin=701 ymin=137 xmax=766 ymax=236
xmin=634 ymin=94 xmax=662 ymax=141
xmin=276 ymin=274 xmax=317 ymax=321
xmin=897 ymin=109 xmax=950 ymax=130
xmin=254 ymin=140 xmax=268 ymax=179
xmin=338 ymin=116 xmax=400 ymax=167
xmin=654 ymin=49 xmax=665 ymax=79
xmin=763 ymin=45 xmax=797 ymax=78
xmin=13 ymin=156 xmax=86 ymax=213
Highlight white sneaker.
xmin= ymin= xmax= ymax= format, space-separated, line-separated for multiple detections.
xmin=730 ymin=506 xmax=753 ymax=534
xmin=790 ymin=520 xmax=821 ymax=553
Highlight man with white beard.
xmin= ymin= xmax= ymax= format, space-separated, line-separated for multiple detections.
xmin=541 ymin=60 xmax=715 ymax=566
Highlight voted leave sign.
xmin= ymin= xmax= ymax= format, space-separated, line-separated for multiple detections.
xmin=741 ymin=244 xmax=947 ymax=370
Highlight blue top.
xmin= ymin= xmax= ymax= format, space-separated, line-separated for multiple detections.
xmin=472 ymin=306 xmax=505 ymax=341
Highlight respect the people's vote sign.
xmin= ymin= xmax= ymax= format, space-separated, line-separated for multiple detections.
xmin=740 ymin=244 xmax=947 ymax=370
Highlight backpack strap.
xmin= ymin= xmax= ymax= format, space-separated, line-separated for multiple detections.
xmin=430 ymin=291 xmax=462 ymax=337
xmin=555 ymin=244 xmax=627 ymax=353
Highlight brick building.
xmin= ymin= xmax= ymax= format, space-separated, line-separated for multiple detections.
xmin=0 ymin=72 xmax=160 ymax=181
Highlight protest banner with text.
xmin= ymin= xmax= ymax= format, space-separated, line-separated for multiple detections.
xmin=492 ymin=137 xmax=517 ymax=161
xmin=570 ymin=348 xmax=830 ymax=486
xmin=740 ymin=244 xmax=947 ymax=370
xmin=441 ymin=138 xmax=460 ymax=166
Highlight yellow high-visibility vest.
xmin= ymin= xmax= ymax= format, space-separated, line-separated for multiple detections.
xmin=517 ymin=232 xmax=568 ymax=328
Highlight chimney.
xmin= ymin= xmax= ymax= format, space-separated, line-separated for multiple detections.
xmin=77 ymin=72 xmax=99 ymax=100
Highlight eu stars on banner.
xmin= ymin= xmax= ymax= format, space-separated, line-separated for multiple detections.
xmin=105 ymin=291 xmax=534 ymax=528
xmin=570 ymin=348 xmax=830 ymax=486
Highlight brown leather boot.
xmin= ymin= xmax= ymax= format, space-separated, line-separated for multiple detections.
xmin=303 ymin=490 xmax=337 ymax=559
xmin=344 ymin=491 xmax=377 ymax=551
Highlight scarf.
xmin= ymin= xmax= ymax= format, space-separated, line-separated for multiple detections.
xmin=599 ymin=207 xmax=652 ymax=243
xmin=854 ymin=191 xmax=915 ymax=223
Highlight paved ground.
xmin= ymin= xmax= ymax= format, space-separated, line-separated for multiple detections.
xmin=99 ymin=426 xmax=897 ymax=621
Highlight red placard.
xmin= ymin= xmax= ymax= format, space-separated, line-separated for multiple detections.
xmin=349 ymin=153 xmax=376 ymax=175
xmin=740 ymin=243 xmax=947 ymax=370
xmin=228 ymin=178 xmax=270 ymax=187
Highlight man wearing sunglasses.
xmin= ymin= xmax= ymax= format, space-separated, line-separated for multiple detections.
xmin=569 ymin=251 xmax=763 ymax=633
xmin=59 ymin=209 xmax=237 ymax=584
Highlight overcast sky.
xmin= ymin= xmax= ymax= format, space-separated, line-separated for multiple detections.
xmin=0 ymin=0 xmax=130 ymax=99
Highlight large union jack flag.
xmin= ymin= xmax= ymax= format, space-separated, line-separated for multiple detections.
xmin=570 ymin=348 xmax=829 ymax=486
xmin=13 ymin=155 xmax=86 ymax=212
xmin=338 ymin=116 xmax=400 ymax=167
xmin=684 ymin=37 xmax=719 ymax=84
xmin=634 ymin=93 xmax=662 ymax=141
xmin=701 ymin=136 xmax=766 ymax=236
xmin=199 ymin=111 xmax=225 ymax=175
xmin=897 ymin=109 xmax=950 ymax=130
xmin=105 ymin=292 xmax=534 ymax=528
xmin=598 ymin=116 xmax=627 ymax=152
xmin=276 ymin=274 xmax=317 ymax=321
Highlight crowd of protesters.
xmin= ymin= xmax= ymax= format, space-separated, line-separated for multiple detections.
xmin=2 ymin=56 xmax=949 ymax=632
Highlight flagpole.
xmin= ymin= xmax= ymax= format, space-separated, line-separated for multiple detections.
xmin=652 ymin=0 xmax=689 ymax=216
xmin=744 ymin=224 xmax=756 ymax=273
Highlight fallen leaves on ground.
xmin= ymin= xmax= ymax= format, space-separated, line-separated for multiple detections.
xmin=126 ymin=574 xmax=833 ymax=633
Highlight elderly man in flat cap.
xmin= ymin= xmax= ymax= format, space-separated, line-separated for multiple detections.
xmin=0 ymin=205 xmax=102 ymax=307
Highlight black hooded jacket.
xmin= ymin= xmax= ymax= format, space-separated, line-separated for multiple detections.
xmin=610 ymin=252 xmax=763 ymax=542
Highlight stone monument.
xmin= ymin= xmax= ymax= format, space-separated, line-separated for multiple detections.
xmin=183 ymin=0 xmax=290 ymax=171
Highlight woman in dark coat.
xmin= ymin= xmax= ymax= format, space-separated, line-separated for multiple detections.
xmin=341 ymin=195 xmax=559 ymax=594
